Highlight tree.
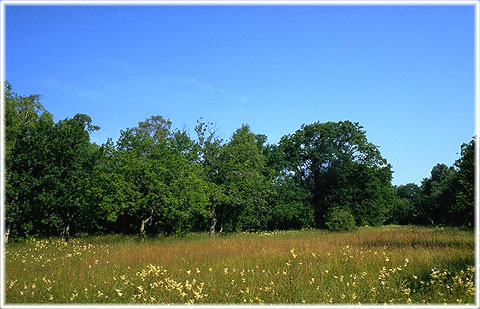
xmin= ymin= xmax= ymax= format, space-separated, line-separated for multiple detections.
xmin=278 ymin=121 xmax=393 ymax=228
xmin=98 ymin=117 xmax=212 ymax=237
xmin=217 ymin=125 xmax=270 ymax=232
xmin=450 ymin=138 xmax=475 ymax=226
xmin=4 ymin=82 xmax=98 ymax=242
xmin=105 ymin=128 xmax=170 ymax=237
xmin=45 ymin=114 xmax=99 ymax=241
xmin=194 ymin=119 xmax=226 ymax=236
xmin=265 ymin=144 xmax=314 ymax=230
xmin=135 ymin=115 xmax=172 ymax=141
xmin=391 ymin=183 xmax=422 ymax=224
xmin=418 ymin=163 xmax=456 ymax=225
xmin=330 ymin=160 xmax=395 ymax=226
xmin=268 ymin=175 xmax=314 ymax=230
xmin=79 ymin=139 xmax=116 ymax=234
xmin=4 ymin=82 xmax=54 ymax=241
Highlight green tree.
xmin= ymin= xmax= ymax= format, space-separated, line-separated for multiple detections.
xmin=450 ymin=138 xmax=475 ymax=226
xmin=4 ymin=83 xmax=98 ymax=242
xmin=278 ymin=121 xmax=393 ymax=228
xmin=265 ymin=144 xmax=314 ymax=230
xmin=217 ymin=125 xmax=270 ymax=232
xmin=418 ymin=163 xmax=456 ymax=225
xmin=391 ymin=183 xmax=422 ymax=224
xmin=45 ymin=114 xmax=99 ymax=241
xmin=5 ymin=83 xmax=54 ymax=241
xmin=135 ymin=115 xmax=172 ymax=141
xmin=98 ymin=117 xmax=212 ymax=237
xmin=268 ymin=175 xmax=314 ymax=230
xmin=105 ymin=128 xmax=170 ymax=237
xmin=194 ymin=119 xmax=226 ymax=236
xmin=78 ymin=139 xmax=116 ymax=234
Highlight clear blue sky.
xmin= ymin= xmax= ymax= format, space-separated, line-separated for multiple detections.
xmin=5 ymin=4 xmax=475 ymax=186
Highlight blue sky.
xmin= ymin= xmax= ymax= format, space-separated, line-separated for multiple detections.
xmin=5 ymin=4 xmax=475 ymax=185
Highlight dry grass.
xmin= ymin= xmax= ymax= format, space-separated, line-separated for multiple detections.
xmin=5 ymin=225 xmax=475 ymax=304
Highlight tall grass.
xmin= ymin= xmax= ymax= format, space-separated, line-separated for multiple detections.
xmin=5 ymin=225 xmax=475 ymax=304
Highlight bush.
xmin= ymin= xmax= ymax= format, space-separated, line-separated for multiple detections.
xmin=324 ymin=207 xmax=356 ymax=232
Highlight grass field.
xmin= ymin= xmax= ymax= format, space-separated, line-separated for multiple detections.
xmin=5 ymin=225 xmax=476 ymax=305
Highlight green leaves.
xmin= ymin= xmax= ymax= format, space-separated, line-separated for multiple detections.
xmin=5 ymin=82 xmax=474 ymax=241
xmin=277 ymin=120 xmax=393 ymax=228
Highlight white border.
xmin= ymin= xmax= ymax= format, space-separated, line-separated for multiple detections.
xmin=0 ymin=1 xmax=478 ymax=309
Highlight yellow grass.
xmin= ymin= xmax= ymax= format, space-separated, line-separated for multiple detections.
xmin=5 ymin=225 xmax=475 ymax=304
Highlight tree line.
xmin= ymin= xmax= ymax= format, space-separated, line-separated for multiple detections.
xmin=4 ymin=83 xmax=475 ymax=242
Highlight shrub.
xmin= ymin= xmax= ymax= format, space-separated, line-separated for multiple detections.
xmin=324 ymin=207 xmax=356 ymax=232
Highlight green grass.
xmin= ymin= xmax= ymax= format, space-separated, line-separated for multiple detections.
xmin=5 ymin=225 xmax=475 ymax=304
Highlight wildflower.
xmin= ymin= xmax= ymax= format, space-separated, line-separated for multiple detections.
xmin=115 ymin=289 xmax=123 ymax=297
xmin=290 ymin=248 xmax=297 ymax=259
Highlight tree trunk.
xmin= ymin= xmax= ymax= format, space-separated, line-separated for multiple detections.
xmin=5 ymin=222 xmax=10 ymax=244
xmin=140 ymin=216 xmax=152 ymax=239
xmin=63 ymin=224 xmax=70 ymax=243
xmin=312 ymin=163 xmax=323 ymax=228
xmin=209 ymin=196 xmax=217 ymax=237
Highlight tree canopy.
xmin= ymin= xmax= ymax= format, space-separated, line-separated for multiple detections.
xmin=4 ymin=83 xmax=475 ymax=241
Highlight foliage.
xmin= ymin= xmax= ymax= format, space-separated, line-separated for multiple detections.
xmin=277 ymin=121 xmax=393 ymax=228
xmin=450 ymin=139 xmax=475 ymax=226
xmin=5 ymin=82 xmax=54 ymax=239
xmin=217 ymin=125 xmax=270 ymax=232
xmin=4 ymin=83 xmax=475 ymax=242
xmin=324 ymin=207 xmax=356 ymax=232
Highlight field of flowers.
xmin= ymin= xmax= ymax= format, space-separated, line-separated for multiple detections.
xmin=4 ymin=225 xmax=475 ymax=305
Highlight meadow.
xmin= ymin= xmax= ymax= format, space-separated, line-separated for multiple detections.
xmin=5 ymin=225 xmax=475 ymax=305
